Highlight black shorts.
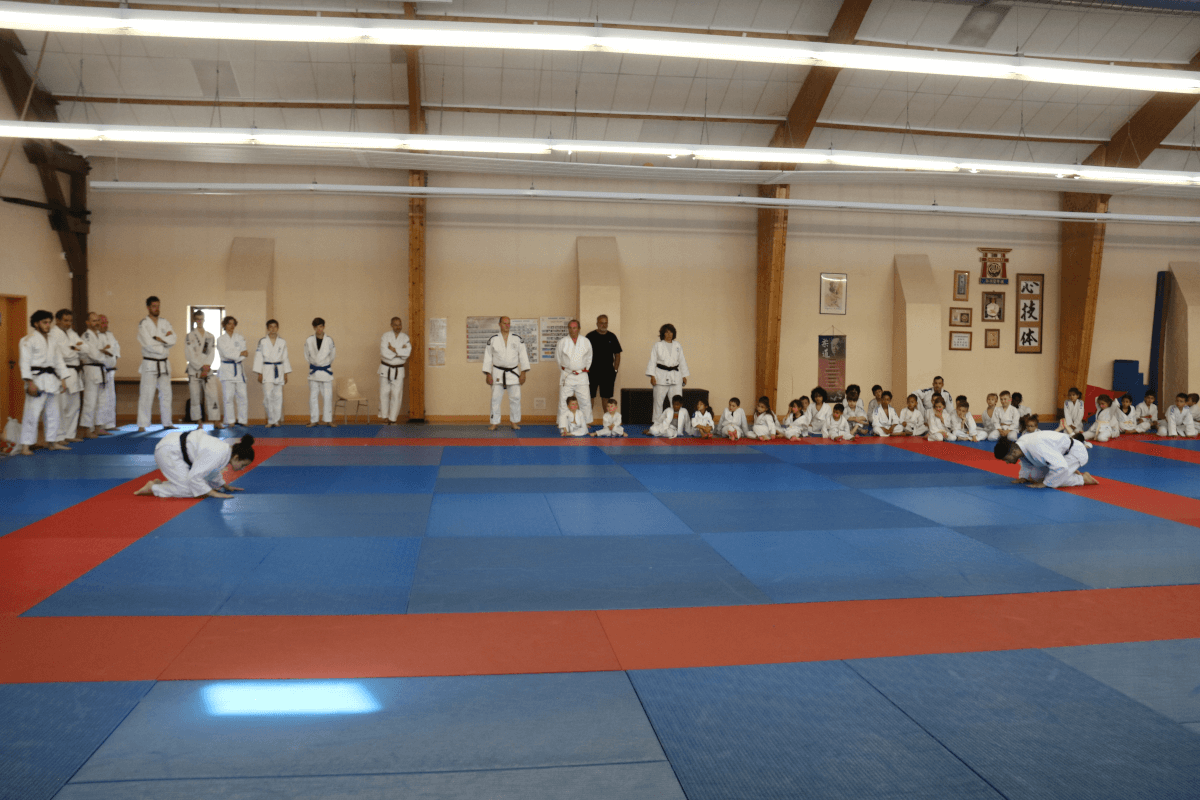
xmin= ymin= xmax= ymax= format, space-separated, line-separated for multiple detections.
xmin=589 ymin=372 xmax=616 ymax=398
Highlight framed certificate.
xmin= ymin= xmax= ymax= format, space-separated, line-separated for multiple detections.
xmin=949 ymin=331 xmax=972 ymax=351
xmin=953 ymin=270 xmax=970 ymax=301
xmin=949 ymin=307 xmax=972 ymax=327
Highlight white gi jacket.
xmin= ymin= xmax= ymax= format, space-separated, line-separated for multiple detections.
xmin=102 ymin=331 xmax=120 ymax=374
xmin=1190 ymin=403 xmax=1200 ymax=424
xmin=253 ymin=336 xmax=292 ymax=384
xmin=844 ymin=398 xmax=869 ymax=425
xmin=556 ymin=335 xmax=593 ymax=387
xmin=872 ymin=406 xmax=901 ymax=435
xmin=138 ymin=316 xmax=176 ymax=376
xmin=719 ymin=407 xmax=750 ymax=437
xmin=155 ymin=430 xmax=233 ymax=498
xmin=558 ymin=407 xmax=590 ymax=436
xmin=802 ymin=402 xmax=833 ymax=436
xmin=645 ymin=341 xmax=689 ymax=387
xmin=20 ymin=330 xmax=67 ymax=393
xmin=650 ymin=406 xmax=690 ymax=438
xmin=951 ymin=412 xmax=983 ymax=441
xmin=379 ymin=331 xmax=412 ymax=380
xmin=927 ymin=409 xmax=953 ymax=438
xmin=692 ymin=410 xmax=714 ymax=431
xmin=1117 ymin=406 xmax=1138 ymax=433
xmin=80 ymin=329 xmax=109 ymax=386
xmin=597 ymin=412 xmax=625 ymax=436
xmin=750 ymin=412 xmax=779 ymax=439
xmin=824 ymin=416 xmax=852 ymax=440
xmin=993 ymin=405 xmax=1021 ymax=436
xmin=217 ymin=333 xmax=248 ymax=381
xmin=1133 ymin=402 xmax=1157 ymax=429
xmin=980 ymin=407 xmax=999 ymax=433
xmin=1014 ymin=431 xmax=1089 ymax=489
xmin=51 ymin=326 xmax=85 ymax=393
xmin=185 ymin=329 xmax=217 ymax=376
xmin=304 ymin=335 xmax=336 ymax=382
xmin=1089 ymin=406 xmax=1120 ymax=436
xmin=899 ymin=406 xmax=927 ymax=434
xmin=1165 ymin=404 xmax=1194 ymax=435
xmin=1062 ymin=399 xmax=1085 ymax=431
xmin=482 ymin=333 xmax=530 ymax=387
xmin=918 ymin=387 xmax=953 ymax=415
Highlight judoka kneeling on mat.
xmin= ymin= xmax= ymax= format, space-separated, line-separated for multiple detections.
xmin=993 ymin=430 xmax=1098 ymax=489
xmin=135 ymin=431 xmax=256 ymax=499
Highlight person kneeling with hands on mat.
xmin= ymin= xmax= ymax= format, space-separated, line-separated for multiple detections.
xmin=135 ymin=432 xmax=256 ymax=499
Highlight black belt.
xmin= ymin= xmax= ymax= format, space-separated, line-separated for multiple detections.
xmin=67 ymin=363 xmax=83 ymax=373
xmin=656 ymin=363 xmax=679 ymax=372
xmin=32 ymin=365 xmax=57 ymax=376
xmin=494 ymin=365 xmax=519 ymax=387
xmin=180 ymin=430 xmax=193 ymax=468
xmin=381 ymin=360 xmax=405 ymax=382
xmin=144 ymin=357 xmax=168 ymax=376
xmin=86 ymin=363 xmax=108 ymax=384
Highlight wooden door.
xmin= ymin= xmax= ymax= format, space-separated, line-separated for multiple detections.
xmin=2 ymin=295 xmax=27 ymax=427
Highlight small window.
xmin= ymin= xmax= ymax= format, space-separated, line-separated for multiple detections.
xmin=187 ymin=305 xmax=225 ymax=368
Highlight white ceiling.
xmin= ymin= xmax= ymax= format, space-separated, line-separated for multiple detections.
xmin=10 ymin=0 xmax=1200 ymax=182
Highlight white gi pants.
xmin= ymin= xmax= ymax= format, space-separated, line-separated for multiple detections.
xmin=189 ymin=374 xmax=221 ymax=421
xmin=21 ymin=390 xmax=61 ymax=445
xmin=595 ymin=425 xmax=625 ymax=437
xmin=1159 ymin=416 xmax=1197 ymax=437
xmin=263 ymin=382 xmax=284 ymax=425
xmin=100 ymin=374 xmax=117 ymax=428
xmin=57 ymin=389 xmax=81 ymax=440
xmin=149 ymin=437 xmax=219 ymax=498
xmin=222 ymin=379 xmax=248 ymax=425
xmin=1084 ymin=425 xmax=1116 ymax=443
xmin=380 ymin=367 xmax=405 ymax=421
xmin=1020 ymin=444 xmax=1089 ymax=489
xmin=138 ymin=371 xmax=173 ymax=428
xmin=987 ymin=430 xmax=1019 ymax=442
xmin=1135 ymin=421 xmax=1154 ymax=433
xmin=652 ymin=382 xmax=682 ymax=416
xmin=490 ymin=381 xmax=521 ymax=425
xmin=80 ymin=376 xmax=103 ymax=430
xmin=309 ymin=380 xmax=333 ymax=423
xmin=559 ymin=379 xmax=592 ymax=422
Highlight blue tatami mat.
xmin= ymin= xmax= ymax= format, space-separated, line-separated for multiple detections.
xmin=0 ymin=680 xmax=154 ymax=800
xmin=232 ymin=465 xmax=438 ymax=494
xmin=954 ymin=519 xmax=1200 ymax=556
xmin=849 ymin=650 xmax=1200 ymax=799
xmin=545 ymin=493 xmax=696 ymax=536
xmin=261 ymin=446 xmax=443 ymax=466
xmin=69 ymin=673 xmax=668 ymax=783
xmin=0 ymin=454 xmax=156 ymax=480
xmin=406 ymin=535 xmax=771 ymax=613
xmin=151 ymin=494 xmax=433 ymax=539
xmin=439 ymin=445 xmax=615 ymax=465
xmin=655 ymin=490 xmax=936 ymax=533
xmin=0 ymin=479 xmax=129 ymax=518
xmin=1045 ymin=639 xmax=1200 ymax=724
xmin=426 ymin=493 xmax=561 ymax=537
xmin=629 ymin=661 xmax=1000 ymax=800
xmin=753 ymin=443 xmax=945 ymax=464
xmin=621 ymin=462 xmax=848 ymax=493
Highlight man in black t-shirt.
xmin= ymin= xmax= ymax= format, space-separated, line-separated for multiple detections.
xmin=585 ymin=314 xmax=622 ymax=420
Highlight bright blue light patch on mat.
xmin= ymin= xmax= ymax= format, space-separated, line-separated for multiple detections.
xmin=201 ymin=682 xmax=381 ymax=716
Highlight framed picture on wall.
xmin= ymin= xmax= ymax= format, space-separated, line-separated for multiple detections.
xmin=985 ymin=328 xmax=1000 ymax=348
xmin=949 ymin=307 xmax=972 ymax=327
xmin=950 ymin=331 xmax=972 ymax=351
xmin=819 ymin=273 xmax=848 ymax=315
xmin=981 ymin=292 xmax=1005 ymax=322
xmin=953 ymin=270 xmax=970 ymax=301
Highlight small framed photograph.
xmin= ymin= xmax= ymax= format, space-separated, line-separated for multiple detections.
xmin=953 ymin=270 xmax=970 ymax=301
xmin=981 ymin=292 xmax=1005 ymax=322
xmin=985 ymin=328 xmax=1000 ymax=348
xmin=949 ymin=331 xmax=972 ymax=351
xmin=819 ymin=273 xmax=847 ymax=315
xmin=949 ymin=307 xmax=972 ymax=327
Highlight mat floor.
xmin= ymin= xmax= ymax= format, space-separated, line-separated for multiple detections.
xmin=2 ymin=424 xmax=1198 ymax=799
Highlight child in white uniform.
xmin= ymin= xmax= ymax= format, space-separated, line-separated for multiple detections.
xmin=781 ymin=399 xmax=804 ymax=432
xmin=898 ymin=394 xmax=927 ymax=436
xmin=649 ymin=395 xmax=690 ymax=438
xmin=1133 ymin=391 xmax=1158 ymax=434
xmin=558 ymin=396 xmax=590 ymax=437
xmin=1159 ymin=393 xmax=1198 ymax=437
xmin=718 ymin=397 xmax=749 ymax=440
xmin=1084 ymin=395 xmax=1120 ymax=442
xmin=980 ymin=393 xmax=1000 ymax=437
xmin=1020 ymin=414 xmax=1040 ymax=437
xmin=952 ymin=400 xmax=988 ymax=442
xmin=1116 ymin=395 xmax=1138 ymax=435
xmin=692 ymin=399 xmax=714 ymax=439
xmin=252 ymin=320 xmax=291 ymax=427
xmin=747 ymin=397 xmax=781 ymax=440
xmin=802 ymin=388 xmax=832 ymax=437
xmin=872 ymin=391 xmax=902 ymax=437
xmin=989 ymin=391 xmax=1020 ymax=442
xmin=591 ymin=398 xmax=626 ymax=437
xmin=866 ymin=385 xmax=883 ymax=422
xmin=843 ymin=385 xmax=870 ymax=437
xmin=1058 ymin=387 xmax=1085 ymax=436
xmin=927 ymin=397 xmax=955 ymax=442
xmin=824 ymin=404 xmax=854 ymax=442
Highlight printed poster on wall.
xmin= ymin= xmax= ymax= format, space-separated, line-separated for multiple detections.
xmin=540 ymin=316 xmax=572 ymax=361
xmin=466 ymin=317 xmax=539 ymax=364
xmin=1015 ymin=274 xmax=1044 ymax=354
xmin=818 ymin=335 xmax=847 ymax=402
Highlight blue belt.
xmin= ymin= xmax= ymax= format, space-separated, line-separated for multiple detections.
xmin=263 ymin=360 xmax=282 ymax=380
xmin=222 ymin=359 xmax=241 ymax=379
xmin=309 ymin=364 xmax=332 ymax=377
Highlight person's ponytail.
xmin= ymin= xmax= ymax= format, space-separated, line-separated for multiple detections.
xmin=231 ymin=434 xmax=256 ymax=463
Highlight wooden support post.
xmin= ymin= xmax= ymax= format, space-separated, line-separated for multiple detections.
xmin=25 ymin=141 xmax=90 ymax=330
xmin=407 ymin=171 xmax=427 ymax=422
xmin=1056 ymin=192 xmax=1109 ymax=407
xmin=755 ymin=185 xmax=789 ymax=405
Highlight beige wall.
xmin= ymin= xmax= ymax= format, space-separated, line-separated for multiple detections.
xmin=0 ymin=90 xmax=73 ymax=323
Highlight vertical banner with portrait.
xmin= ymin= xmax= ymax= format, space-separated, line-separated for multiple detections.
xmin=818 ymin=335 xmax=847 ymax=401
xmin=1015 ymin=274 xmax=1044 ymax=354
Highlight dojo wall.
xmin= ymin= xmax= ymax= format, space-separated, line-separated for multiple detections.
xmin=0 ymin=89 xmax=73 ymax=320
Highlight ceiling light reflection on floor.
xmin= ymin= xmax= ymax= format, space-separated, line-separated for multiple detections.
xmin=201 ymin=681 xmax=382 ymax=716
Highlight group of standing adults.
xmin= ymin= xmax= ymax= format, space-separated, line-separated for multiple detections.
xmin=482 ymin=314 xmax=689 ymax=429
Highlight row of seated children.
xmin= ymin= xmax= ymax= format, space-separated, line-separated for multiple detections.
xmin=1059 ymin=388 xmax=1200 ymax=441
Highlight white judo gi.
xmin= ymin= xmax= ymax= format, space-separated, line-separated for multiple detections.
xmin=872 ymin=406 xmax=902 ymax=437
xmin=1061 ymin=399 xmax=1085 ymax=436
xmin=379 ymin=330 xmax=412 ymax=423
xmin=19 ymin=329 xmax=67 ymax=445
xmin=217 ymin=332 xmax=249 ymax=426
xmin=1013 ymin=430 xmax=1090 ymax=488
xmin=802 ymin=402 xmax=833 ymax=437
xmin=252 ymin=336 xmax=292 ymax=425
xmin=843 ymin=399 xmax=870 ymax=435
xmin=989 ymin=405 xmax=1020 ymax=442
xmin=951 ymin=411 xmax=987 ymax=442
xmin=137 ymin=315 xmax=176 ymax=428
xmin=1159 ymin=404 xmax=1197 ymax=437
xmin=1116 ymin=405 xmax=1138 ymax=435
xmin=51 ymin=325 xmax=84 ymax=441
xmin=555 ymin=334 xmax=593 ymax=421
xmin=824 ymin=416 xmax=854 ymax=441
xmin=150 ymin=429 xmax=233 ymax=498
xmin=918 ymin=387 xmax=954 ymax=416
xmin=558 ymin=407 xmax=590 ymax=437
xmin=1133 ymin=401 xmax=1157 ymax=434
xmin=747 ymin=412 xmax=780 ymax=440
xmin=185 ymin=328 xmax=221 ymax=423
xmin=595 ymin=411 xmax=625 ymax=437
xmin=98 ymin=331 xmax=120 ymax=430
xmin=305 ymin=335 xmax=336 ymax=424
xmin=1084 ymin=406 xmax=1120 ymax=442
xmin=79 ymin=329 xmax=108 ymax=432
xmin=692 ymin=410 xmax=714 ymax=435
xmin=898 ymin=406 xmax=928 ymax=436
xmin=720 ymin=407 xmax=750 ymax=440
xmin=927 ymin=409 xmax=955 ymax=442
xmin=482 ymin=332 xmax=530 ymax=426
xmin=649 ymin=406 xmax=690 ymax=438
xmin=645 ymin=341 xmax=689 ymax=415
